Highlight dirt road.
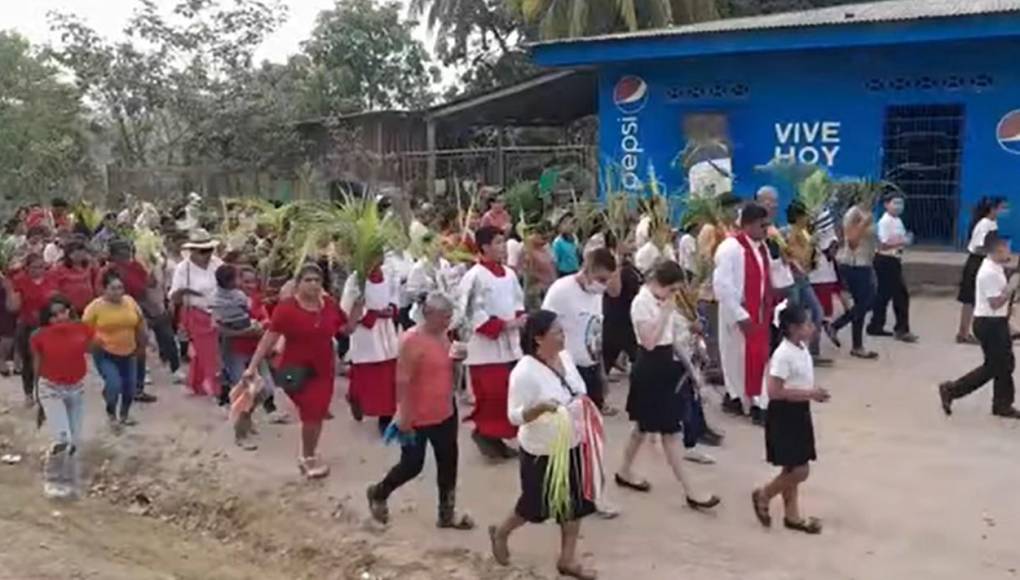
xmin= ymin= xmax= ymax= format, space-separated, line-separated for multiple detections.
xmin=1 ymin=297 xmax=1019 ymax=579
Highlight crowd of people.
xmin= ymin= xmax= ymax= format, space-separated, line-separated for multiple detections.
xmin=5 ymin=186 xmax=1015 ymax=580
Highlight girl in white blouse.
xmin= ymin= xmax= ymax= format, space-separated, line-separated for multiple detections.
xmin=957 ymin=196 xmax=1008 ymax=343
xmin=752 ymin=306 xmax=831 ymax=535
xmin=489 ymin=310 xmax=597 ymax=580
xmin=614 ymin=261 xmax=719 ymax=510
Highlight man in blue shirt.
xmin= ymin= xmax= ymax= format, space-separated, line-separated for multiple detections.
xmin=551 ymin=213 xmax=580 ymax=277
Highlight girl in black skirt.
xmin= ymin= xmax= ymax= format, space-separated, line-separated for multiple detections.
xmin=613 ymin=261 xmax=719 ymax=510
xmin=957 ymin=196 xmax=1007 ymax=344
xmin=752 ymin=306 xmax=830 ymax=534
xmin=489 ymin=311 xmax=597 ymax=580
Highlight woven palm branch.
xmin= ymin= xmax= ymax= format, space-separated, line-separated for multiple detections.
xmin=603 ymin=192 xmax=634 ymax=250
xmin=834 ymin=177 xmax=893 ymax=213
xmin=680 ymin=190 xmax=724 ymax=230
xmin=796 ymin=168 xmax=834 ymax=218
xmin=570 ymin=192 xmax=602 ymax=245
xmin=72 ymin=200 xmax=103 ymax=234
xmin=639 ymin=192 xmax=672 ymax=250
xmin=331 ymin=195 xmax=405 ymax=292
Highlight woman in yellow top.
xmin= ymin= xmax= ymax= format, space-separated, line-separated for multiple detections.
xmin=83 ymin=270 xmax=147 ymax=432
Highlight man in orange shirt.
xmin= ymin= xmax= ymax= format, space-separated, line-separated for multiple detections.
xmin=366 ymin=292 xmax=474 ymax=530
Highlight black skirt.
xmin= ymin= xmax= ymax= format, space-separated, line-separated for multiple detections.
xmin=957 ymin=253 xmax=984 ymax=305
xmin=765 ymin=400 xmax=816 ymax=467
xmin=626 ymin=345 xmax=686 ymax=434
xmin=515 ymin=447 xmax=596 ymax=524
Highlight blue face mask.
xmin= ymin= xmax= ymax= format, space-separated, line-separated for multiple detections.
xmin=889 ymin=200 xmax=905 ymax=214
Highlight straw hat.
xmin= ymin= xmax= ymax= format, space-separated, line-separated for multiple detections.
xmin=182 ymin=228 xmax=220 ymax=250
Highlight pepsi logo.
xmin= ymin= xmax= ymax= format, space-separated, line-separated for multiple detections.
xmin=614 ymin=76 xmax=649 ymax=114
xmin=997 ymin=109 xmax=1020 ymax=155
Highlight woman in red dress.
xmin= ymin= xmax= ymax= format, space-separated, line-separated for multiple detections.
xmin=244 ymin=263 xmax=359 ymax=479
xmin=52 ymin=241 xmax=98 ymax=316
xmin=10 ymin=253 xmax=59 ymax=406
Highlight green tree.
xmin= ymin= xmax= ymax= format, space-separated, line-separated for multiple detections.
xmin=0 ymin=31 xmax=90 ymax=200
xmin=303 ymin=0 xmax=438 ymax=112
xmin=49 ymin=0 xmax=289 ymax=168
xmin=411 ymin=0 xmax=537 ymax=99
xmin=508 ymin=0 xmax=721 ymax=39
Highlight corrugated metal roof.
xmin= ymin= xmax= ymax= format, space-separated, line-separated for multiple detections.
xmin=530 ymin=0 xmax=1020 ymax=47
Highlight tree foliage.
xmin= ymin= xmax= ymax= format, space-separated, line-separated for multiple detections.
xmin=507 ymin=0 xmax=721 ymax=39
xmin=411 ymin=0 xmax=536 ymax=98
xmin=303 ymin=0 xmax=438 ymax=112
xmin=48 ymin=0 xmax=290 ymax=168
xmin=0 ymin=31 xmax=91 ymax=200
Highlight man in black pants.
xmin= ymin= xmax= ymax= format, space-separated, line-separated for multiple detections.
xmin=940 ymin=233 xmax=1020 ymax=418
xmin=366 ymin=293 xmax=474 ymax=529
xmin=868 ymin=191 xmax=918 ymax=343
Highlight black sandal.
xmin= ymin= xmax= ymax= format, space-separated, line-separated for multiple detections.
xmin=850 ymin=349 xmax=879 ymax=360
xmin=557 ymin=563 xmax=598 ymax=580
xmin=751 ymin=489 xmax=771 ymax=527
xmin=784 ymin=517 xmax=823 ymax=535
xmin=437 ymin=513 xmax=475 ymax=530
xmin=614 ymin=473 xmax=651 ymax=492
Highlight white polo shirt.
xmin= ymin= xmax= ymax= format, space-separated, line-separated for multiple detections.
xmin=974 ymin=258 xmax=1009 ymax=318
xmin=876 ymin=213 xmax=907 ymax=258
xmin=967 ymin=217 xmax=998 ymax=255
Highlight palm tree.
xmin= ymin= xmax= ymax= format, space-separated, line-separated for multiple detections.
xmin=507 ymin=0 xmax=721 ymax=40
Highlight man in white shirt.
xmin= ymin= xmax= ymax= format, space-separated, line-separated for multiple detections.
xmin=868 ymin=191 xmax=918 ymax=342
xmin=541 ymin=248 xmax=620 ymax=413
xmin=939 ymin=233 xmax=1020 ymax=418
xmin=713 ymin=202 xmax=772 ymax=425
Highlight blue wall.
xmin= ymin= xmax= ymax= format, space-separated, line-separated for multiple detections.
xmin=597 ymin=38 xmax=1020 ymax=246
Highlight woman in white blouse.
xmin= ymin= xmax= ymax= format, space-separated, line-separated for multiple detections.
xmin=957 ymin=196 xmax=1007 ymax=344
xmin=168 ymin=229 xmax=224 ymax=399
xmin=489 ymin=310 xmax=597 ymax=580
xmin=614 ymin=260 xmax=719 ymax=510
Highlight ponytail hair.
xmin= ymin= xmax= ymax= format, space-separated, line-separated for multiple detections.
xmin=970 ymin=196 xmax=1007 ymax=236
xmin=521 ymin=310 xmax=558 ymax=357
xmin=778 ymin=305 xmax=808 ymax=339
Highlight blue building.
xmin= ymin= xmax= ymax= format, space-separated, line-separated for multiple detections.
xmin=530 ymin=0 xmax=1020 ymax=246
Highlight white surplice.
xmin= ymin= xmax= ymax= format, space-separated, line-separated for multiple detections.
xmin=712 ymin=237 xmax=769 ymax=410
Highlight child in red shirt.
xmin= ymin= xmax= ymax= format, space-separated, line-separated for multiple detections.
xmin=12 ymin=253 xmax=59 ymax=406
xmin=30 ymin=296 xmax=95 ymax=500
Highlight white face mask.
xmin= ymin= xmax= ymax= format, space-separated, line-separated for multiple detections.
xmin=586 ymin=281 xmax=607 ymax=295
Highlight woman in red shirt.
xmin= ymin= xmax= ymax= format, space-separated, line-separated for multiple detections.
xmin=11 ymin=253 xmax=59 ymax=406
xmin=31 ymin=296 xmax=95 ymax=499
xmin=52 ymin=241 xmax=98 ymax=315
xmin=244 ymin=263 xmax=360 ymax=479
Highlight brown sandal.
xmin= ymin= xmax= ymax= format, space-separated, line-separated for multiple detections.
xmin=752 ymin=489 xmax=771 ymax=527
xmin=557 ymin=563 xmax=598 ymax=580
xmin=784 ymin=516 xmax=823 ymax=535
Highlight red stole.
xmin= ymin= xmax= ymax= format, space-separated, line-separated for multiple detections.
xmin=734 ymin=233 xmax=772 ymax=397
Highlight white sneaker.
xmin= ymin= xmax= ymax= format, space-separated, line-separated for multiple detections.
xmin=596 ymin=500 xmax=621 ymax=519
xmin=43 ymin=482 xmax=71 ymax=499
xmin=684 ymin=448 xmax=716 ymax=465
xmin=172 ymin=370 xmax=185 ymax=385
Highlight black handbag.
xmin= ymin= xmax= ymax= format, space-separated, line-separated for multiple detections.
xmin=273 ymin=365 xmax=316 ymax=395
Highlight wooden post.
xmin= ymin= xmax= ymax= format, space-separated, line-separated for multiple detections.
xmin=426 ymin=118 xmax=437 ymax=200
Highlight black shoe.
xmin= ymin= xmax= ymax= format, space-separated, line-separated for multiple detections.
xmin=495 ymin=440 xmax=519 ymax=459
xmin=749 ymin=407 xmax=766 ymax=427
xmin=992 ymin=407 xmax=1020 ymax=419
xmin=134 ymin=392 xmax=157 ymax=403
xmin=686 ymin=495 xmax=721 ymax=510
xmin=471 ymin=431 xmax=502 ymax=460
xmin=822 ymin=321 xmax=842 ymax=349
xmin=698 ymin=428 xmax=724 ymax=447
xmin=938 ymin=382 xmax=953 ymax=416
xmin=347 ymin=395 xmax=363 ymax=422
xmin=721 ymin=395 xmax=744 ymax=416
xmin=366 ymin=484 xmax=389 ymax=524
xmin=867 ymin=328 xmax=893 ymax=337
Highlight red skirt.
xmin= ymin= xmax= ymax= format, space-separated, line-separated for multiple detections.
xmin=812 ymin=283 xmax=841 ymax=318
xmin=466 ymin=363 xmax=518 ymax=439
xmin=348 ymin=359 xmax=397 ymax=417
xmin=287 ymin=374 xmax=335 ymax=423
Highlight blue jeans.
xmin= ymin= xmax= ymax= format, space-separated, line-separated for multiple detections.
xmin=833 ymin=265 xmax=876 ymax=350
xmin=94 ymin=351 xmax=138 ymax=419
xmin=38 ymin=380 xmax=84 ymax=490
xmin=788 ymin=274 xmax=823 ymax=355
